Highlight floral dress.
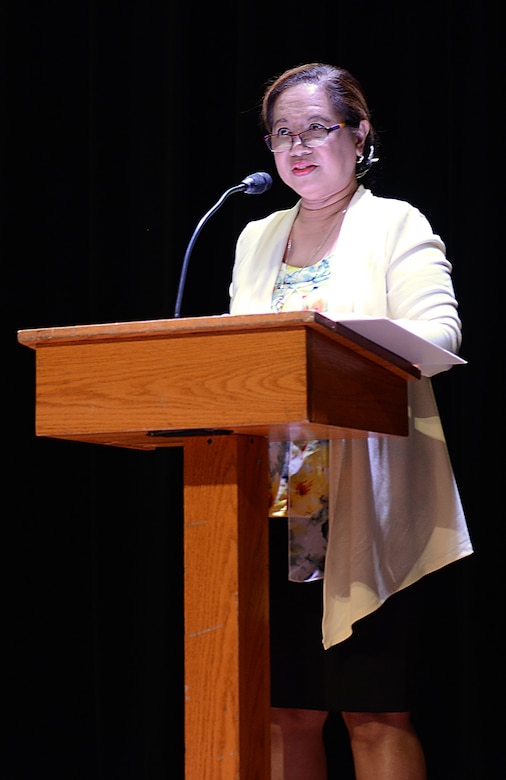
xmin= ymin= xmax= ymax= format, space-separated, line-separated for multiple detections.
xmin=269 ymin=257 xmax=332 ymax=583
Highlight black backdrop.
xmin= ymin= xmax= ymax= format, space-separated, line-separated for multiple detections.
xmin=4 ymin=2 xmax=504 ymax=778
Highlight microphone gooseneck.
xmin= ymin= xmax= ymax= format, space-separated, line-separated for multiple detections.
xmin=173 ymin=172 xmax=273 ymax=318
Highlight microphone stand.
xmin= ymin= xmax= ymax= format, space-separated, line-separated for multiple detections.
xmin=173 ymin=184 xmax=244 ymax=319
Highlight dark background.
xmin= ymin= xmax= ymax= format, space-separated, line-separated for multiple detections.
xmin=4 ymin=2 xmax=503 ymax=778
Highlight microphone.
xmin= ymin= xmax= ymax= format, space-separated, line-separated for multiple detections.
xmin=239 ymin=171 xmax=273 ymax=195
xmin=173 ymin=172 xmax=273 ymax=318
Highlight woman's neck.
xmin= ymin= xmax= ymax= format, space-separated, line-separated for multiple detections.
xmin=298 ymin=183 xmax=358 ymax=222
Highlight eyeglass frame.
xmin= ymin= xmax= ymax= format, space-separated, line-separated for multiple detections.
xmin=263 ymin=121 xmax=347 ymax=153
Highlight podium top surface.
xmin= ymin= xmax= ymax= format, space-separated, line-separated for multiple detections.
xmin=18 ymin=311 xmax=420 ymax=379
xmin=17 ymin=311 xmax=422 ymax=447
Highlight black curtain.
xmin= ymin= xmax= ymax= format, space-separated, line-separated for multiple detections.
xmin=4 ymin=2 xmax=503 ymax=778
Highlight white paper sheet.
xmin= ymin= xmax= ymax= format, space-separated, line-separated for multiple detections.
xmin=332 ymin=316 xmax=467 ymax=375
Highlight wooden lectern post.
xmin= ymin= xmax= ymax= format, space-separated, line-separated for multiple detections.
xmin=17 ymin=311 xmax=420 ymax=780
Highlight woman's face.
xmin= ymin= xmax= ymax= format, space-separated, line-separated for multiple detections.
xmin=270 ymin=82 xmax=369 ymax=205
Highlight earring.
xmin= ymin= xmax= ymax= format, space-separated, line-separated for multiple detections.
xmin=367 ymin=145 xmax=379 ymax=164
xmin=356 ymin=144 xmax=379 ymax=179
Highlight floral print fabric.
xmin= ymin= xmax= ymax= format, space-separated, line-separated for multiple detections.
xmin=272 ymin=256 xmax=331 ymax=313
xmin=268 ymin=439 xmax=329 ymax=582
xmin=270 ymin=258 xmax=332 ymax=582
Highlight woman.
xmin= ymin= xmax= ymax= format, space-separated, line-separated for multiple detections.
xmin=229 ymin=63 xmax=473 ymax=780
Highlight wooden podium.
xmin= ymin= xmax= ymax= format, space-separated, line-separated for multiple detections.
xmin=17 ymin=311 xmax=420 ymax=780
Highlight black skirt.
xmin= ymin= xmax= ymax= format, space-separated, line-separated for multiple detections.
xmin=269 ymin=518 xmax=424 ymax=712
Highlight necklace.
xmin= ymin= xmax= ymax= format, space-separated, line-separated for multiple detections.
xmin=285 ymin=206 xmax=347 ymax=269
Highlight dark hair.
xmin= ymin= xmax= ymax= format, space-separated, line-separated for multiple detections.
xmin=261 ymin=63 xmax=377 ymax=179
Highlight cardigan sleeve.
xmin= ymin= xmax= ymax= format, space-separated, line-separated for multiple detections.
xmin=382 ymin=205 xmax=462 ymax=356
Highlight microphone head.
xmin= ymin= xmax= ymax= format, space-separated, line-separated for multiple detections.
xmin=240 ymin=171 xmax=273 ymax=195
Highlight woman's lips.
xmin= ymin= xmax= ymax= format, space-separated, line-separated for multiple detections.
xmin=291 ymin=163 xmax=317 ymax=176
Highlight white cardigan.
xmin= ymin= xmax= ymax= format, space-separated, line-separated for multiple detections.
xmin=229 ymin=185 xmax=473 ymax=649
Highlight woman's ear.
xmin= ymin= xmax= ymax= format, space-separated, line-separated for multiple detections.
xmin=356 ymin=119 xmax=370 ymax=155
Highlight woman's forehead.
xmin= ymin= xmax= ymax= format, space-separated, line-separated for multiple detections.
xmin=273 ymin=83 xmax=333 ymax=121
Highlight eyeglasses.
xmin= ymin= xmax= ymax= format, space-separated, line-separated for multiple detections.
xmin=264 ymin=122 xmax=347 ymax=153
